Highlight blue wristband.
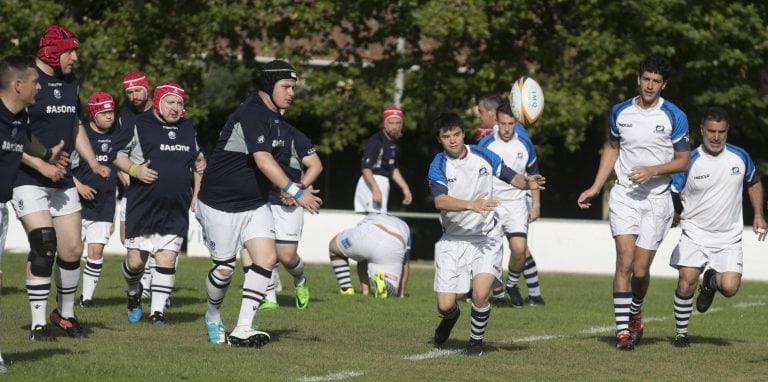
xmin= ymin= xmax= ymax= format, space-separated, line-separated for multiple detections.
xmin=284 ymin=182 xmax=303 ymax=199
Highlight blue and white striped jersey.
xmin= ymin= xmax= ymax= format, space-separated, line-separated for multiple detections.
xmin=671 ymin=144 xmax=759 ymax=246
xmin=609 ymin=96 xmax=689 ymax=196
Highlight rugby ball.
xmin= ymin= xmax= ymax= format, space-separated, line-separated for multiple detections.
xmin=509 ymin=76 xmax=544 ymax=125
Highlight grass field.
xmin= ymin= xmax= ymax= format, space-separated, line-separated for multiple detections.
xmin=1 ymin=252 xmax=767 ymax=381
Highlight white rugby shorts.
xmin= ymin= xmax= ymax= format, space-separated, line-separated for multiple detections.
xmin=11 ymin=185 xmax=81 ymax=218
xmin=670 ymin=231 xmax=743 ymax=274
xmin=118 ymin=197 xmax=127 ymax=222
xmin=195 ymin=200 xmax=275 ymax=262
xmin=81 ymin=219 xmax=113 ymax=245
xmin=125 ymin=233 xmax=183 ymax=254
xmin=433 ymin=234 xmax=503 ymax=294
xmin=353 ymin=174 xmax=390 ymax=213
xmin=270 ymin=204 xmax=304 ymax=243
xmin=496 ymin=197 xmax=530 ymax=235
xmin=335 ymin=221 xmax=406 ymax=283
xmin=608 ymin=186 xmax=672 ymax=251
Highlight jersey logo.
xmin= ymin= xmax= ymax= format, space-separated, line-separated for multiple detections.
xmin=53 ymin=89 xmax=62 ymax=99
xmin=618 ymin=122 xmax=632 ymax=128
xmin=257 ymin=135 xmax=265 ymax=144
xmin=479 ymin=167 xmax=489 ymax=177
xmin=341 ymin=238 xmax=351 ymax=249
xmin=731 ymin=167 xmax=741 ymax=175
xmin=101 ymin=143 xmax=110 ymax=153
xmin=168 ymin=131 xmax=176 ymax=140
xmin=272 ymin=139 xmax=285 ymax=148
xmin=655 ymin=125 xmax=665 ymax=134
xmin=516 ymin=152 xmax=523 ymax=159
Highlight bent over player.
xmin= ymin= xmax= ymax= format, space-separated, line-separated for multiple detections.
xmin=428 ymin=112 xmax=545 ymax=356
xmin=329 ymin=214 xmax=411 ymax=298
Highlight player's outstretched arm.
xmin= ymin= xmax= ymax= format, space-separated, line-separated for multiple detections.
xmin=578 ymin=141 xmax=619 ymax=209
xmin=392 ymin=168 xmax=412 ymax=205
xmin=434 ymin=193 xmax=498 ymax=216
xmin=74 ymin=123 xmax=110 ymax=180
xmin=253 ymin=151 xmax=322 ymax=214
xmin=747 ymin=181 xmax=767 ymax=241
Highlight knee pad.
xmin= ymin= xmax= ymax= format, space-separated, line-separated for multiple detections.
xmin=208 ymin=258 xmax=236 ymax=286
xmin=28 ymin=227 xmax=57 ymax=277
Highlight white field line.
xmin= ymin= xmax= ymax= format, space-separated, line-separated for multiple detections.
xmin=299 ymin=370 xmax=366 ymax=382
xmin=403 ymin=348 xmax=461 ymax=360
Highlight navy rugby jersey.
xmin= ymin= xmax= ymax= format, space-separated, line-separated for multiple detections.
xmin=198 ymin=95 xmax=284 ymax=212
xmin=361 ymin=130 xmax=399 ymax=178
xmin=71 ymin=125 xmax=130 ymax=222
xmin=268 ymin=124 xmax=316 ymax=205
xmin=15 ymin=66 xmax=81 ymax=189
xmin=118 ymin=106 xmax=147 ymax=131
xmin=118 ymin=112 xmax=199 ymax=237
xmin=0 ymin=101 xmax=28 ymax=203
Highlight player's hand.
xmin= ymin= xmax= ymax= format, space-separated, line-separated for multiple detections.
xmin=528 ymin=205 xmax=540 ymax=223
xmin=372 ymin=188 xmax=382 ymax=204
xmin=40 ymin=162 xmax=66 ymax=182
xmin=92 ymin=163 xmax=111 ymax=180
xmin=577 ymin=187 xmax=599 ymax=209
xmin=628 ymin=166 xmax=656 ymax=185
xmin=48 ymin=140 xmax=69 ymax=167
xmin=136 ymin=160 xmax=158 ymax=184
xmin=195 ymin=155 xmax=206 ymax=174
xmin=190 ymin=195 xmax=198 ymax=212
xmin=76 ymin=182 xmax=97 ymax=200
xmin=526 ymin=174 xmax=546 ymax=190
xmin=402 ymin=187 xmax=412 ymax=206
xmin=753 ymin=217 xmax=767 ymax=241
xmin=468 ymin=192 xmax=498 ymax=216
xmin=295 ymin=185 xmax=322 ymax=214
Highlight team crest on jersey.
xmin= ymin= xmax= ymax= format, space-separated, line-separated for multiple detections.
xmin=516 ymin=152 xmax=524 ymax=159
xmin=168 ymin=131 xmax=176 ymax=140
xmin=341 ymin=238 xmax=351 ymax=249
xmin=479 ymin=167 xmax=489 ymax=177
xmin=257 ymin=135 xmax=265 ymax=144
xmin=101 ymin=143 xmax=109 ymax=153
xmin=10 ymin=127 xmax=18 ymax=138
xmin=654 ymin=125 xmax=665 ymax=134
xmin=53 ymin=89 xmax=62 ymax=99
xmin=731 ymin=166 xmax=741 ymax=175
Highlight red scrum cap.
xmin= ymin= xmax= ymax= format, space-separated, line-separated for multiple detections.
xmin=37 ymin=25 xmax=79 ymax=68
xmin=87 ymin=92 xmax=115 ymax=121
xmin=122 ymin=71 xmax=151 ymax=95
xmin=381 ymin=106 xmax=403 ymax=129
xmin=152 ymin=82 xmax=186 ymax=118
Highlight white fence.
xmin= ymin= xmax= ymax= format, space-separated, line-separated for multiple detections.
xmin=4 ymin=208 xmax=767 ymax=281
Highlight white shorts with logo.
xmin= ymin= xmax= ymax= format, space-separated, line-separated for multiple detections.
xmin=335 ymin=221 xmax=406 ymax=285
xmin=125 ymin=233 xmax=183 ymax=254
xmin=433 ymin=234 xmax=503 ymax=294
xmin=195 ymin=200 xmax=275 ymax=262
xmin=608 ymin=186 xmax=672 ymax=251
xmin=11 ymin=185 xmax=81 ymax=218
xmin=670 ymin=231 xmax=743 ymax=274
xmin=496 ymin=197 xmax=530 ymax=235
xmin=354 ymin=174 xmax=390 ymax=213
xmin=271 ymin=204 xmax=304 ymax=243
xmin=81 ymin=220 xmax=112 ymax=245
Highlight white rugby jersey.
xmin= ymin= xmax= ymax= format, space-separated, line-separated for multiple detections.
xmin=428 ymin=145 xmax=515 ymax=238
xmin=610 ymin=97 xmax=689 ymax=196
xmin=671 ymin=144 xmax=759 ymax=246
xmin=478 ymin=128 xmax=538 ymax=202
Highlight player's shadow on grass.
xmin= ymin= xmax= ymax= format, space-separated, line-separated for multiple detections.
xmin=5 ymin=348 xmax=74 ymax=363
xmin=0 ymin=286 xmax=25 ymax=296
xmin=256 ymin=328 xmax=302 ymax=343
xmin=432 ymin=339 xmax=526 ymax=353
xmin=93 ymin=295 xmax=203 ymax=308
xmin=597 ymin=335 xmax=734 ymax=347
